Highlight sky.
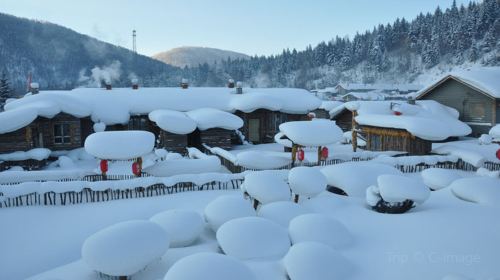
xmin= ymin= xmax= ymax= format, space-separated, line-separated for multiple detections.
xmin=0 ymin=0 xmax=472 ymax=57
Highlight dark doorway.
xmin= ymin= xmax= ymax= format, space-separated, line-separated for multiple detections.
xmin=187 ymin=129 xmax=202 ymax=149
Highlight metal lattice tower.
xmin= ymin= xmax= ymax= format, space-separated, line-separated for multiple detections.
xmin=132 ymin=30 xmax=137 ymax=53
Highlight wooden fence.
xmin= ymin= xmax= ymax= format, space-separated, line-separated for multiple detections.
xmin=0 ymin=179 xmax=244 ymax=208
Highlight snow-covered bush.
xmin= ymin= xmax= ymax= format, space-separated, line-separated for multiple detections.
xmin=321 ymin=162 xmax=402 ymax=197
xmin=288 ymin=214 xmax=352 ymax=249
xmin=236 ymin=151 xmax=291 ymax=170
xmin=150 ymin=209 xmax=204 ymax=247
xmin=450 ymin=177 xmax=500 ymax=206
xmin=244 ymin=172 xmax=290 ymax=208
xmin=216 ymin=217 xmax=291 ymax=260
xmin=366 ymin=175 xmax=430 ymax=214
xmin=57 ymin=156 xmax=75 ymax=169
xmin=478 ymin=134 xmax=493 ymax=145
xmin=283 ymin=242 xmax=352 ymax=280
xmin=204 ymin=195 xmax=255 ymax=232
xmin=421 ymin=168 xmax=463 ymax=190
xmin=163 ymin=252 xmax=256 ymax=280
xmin=257 ymin=201 xmax=310 ymax=227
xmin=81 ymin=220 xmax=169 ymax=278
xmin=288 ymin=167 xmax=327 ymax=202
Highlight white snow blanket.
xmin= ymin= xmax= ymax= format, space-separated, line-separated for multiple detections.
xmin=150 ymin=209 xmax=204 ymax=247
xmin=450 ymin=177 xmax=500 ymax=206
xmin=283 ymin=242 xmax=352 ymax=280
xmin=279 ymin=119 xmax=343 ymax=146
xmin=236 ymin=151 xmax=291 ymax=170
xmin=144 ymin=157 xmax=221 ymax=177
xmin=164 ymin=253 xmax=256 ymax=280
xmin=336 ymin=100 xmax=470 ymax=141
xmin=288 ymin=167 xmax=327 ymax=197
xmin=81 ymin=220 xmax=169 ymax=276
xmin=216 ymin=217 xmax=291 ymax=260
xmin=186 ymin=108 xmax=243 ymax=131
xmin=1 ymin=87 xmax=320 ymax=134
xmin=0 ymin=148 xmax=51 ymax=161
xmin=373 ymin=154 xmax=459 ymax=167
xmin=376 ymin=174 xmax=430 ymax=204
xmin=148 ymin=110 xmax=197 ymax=134
xmin=244 ymin=172 xmax=290 ymax=204
xmin=84 ymin=131 xmax=155 ymax=160
xmin=0 ymin=170 xmax=95 ymax=184
xmin=204 ymin=195 xmax=256 ymax=232
xmin=421 ymin=168 xmax=464 ymax=190
xmin=432 ymin=145 xmax=486 ymax=167
xmin=257 ymin=201 xmax=310 ymax=227
xmin=289 ymin=214 xmax=352 ymax=249
xmin=320 ymin=162 xmax=402 ymax=197
xmin=490 ymin=124 xmax=500 ymax=140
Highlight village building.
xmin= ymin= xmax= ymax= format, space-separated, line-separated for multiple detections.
xmin=0 ymin=84 xmax=321 ymax=163
xmin=334 ymin=83 xmax=422 ymax=96
xmin=330 ymin=100 xmax=471 ymax=155
xmin=415 ymin=67 xmax=500 ymax=136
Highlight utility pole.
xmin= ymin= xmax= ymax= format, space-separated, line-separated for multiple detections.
xmin=132 ymin=30 xmax=137 ymax=53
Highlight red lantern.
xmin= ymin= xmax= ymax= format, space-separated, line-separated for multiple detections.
xmin=321 ymin=147 xmax=329 ymax=160
xmin=297 ymin=149 xmax=305 ymax=161
xmin=99 ymin=160 xmax=108 ymax=173
xmin=496 ymin=149 xmax=500 ymax=160
xmin=132 ymin=162 xmax=140 ymax=176
xmin=394 ymin=111 xmax=402 ymax=116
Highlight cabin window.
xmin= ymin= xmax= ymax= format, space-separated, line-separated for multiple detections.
xmin=54 ymin=124 xmax=71 ymax=144
xmin=467 ymin=102 xmax=486 ymax=122
xmin=370 ymin=134 xmax=381 ymax=151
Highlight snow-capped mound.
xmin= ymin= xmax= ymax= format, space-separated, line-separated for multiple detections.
xmin=0 ymin=148 xmax=51 ymax=161
xmin=283 ymin=242 xmax=352 ymax=280
xmin=150 ymin=209 xmax=204 ymax=247
xmin=84 ymin=131 xmax=155 ymax=160
xmin=257 ymin=201 xmax=311 ymax=227
xmin=144 ymin=157 xmax=221 ymax=177
xmin=421 ymin=168 xmax=463 ymax=190
xmin=148 ymin=109 xmax=197 ymax=134
xmin=236 ymin=151 xmax=291 ymax=170
xmin=92 ymin=122 xmax=106 ymax=132
xmin=288 ymin=214 xmax=352 ymax=249
xmin=279 ymin=119 xmax=343 ymax=146
xmin=186 ymin=108 xmax=243 ymax=130
xmin=320 ymin=162 xmax=402 ymax=197
xmin=244 ymin=172 xmax=290 ymax=204
xmin=450 ymin=177 xmax=500 ymax=206
xmin=490 ymin=124 xmax=500 ymax=140
xmin=288 ymin=167 xmax=327 ymax=198
xmin=204 ymin=195 xmax=255 ymax=232
xmin=478 ymin=134 xmax=493 ymax=145
xmin=476 ymin=167 xmax=499 ymax=178
xmin=216 ymin=217 xmax=291 ymax=260
xmin=81 ymin=220 xmax=169 ymax=277
xmin=164 ymin=252 xmax=255 ymax=280
xmin=432 ymin=145 xmax=486 ymax=168
xmin=376 ymin=175 xmax=430 ymax=204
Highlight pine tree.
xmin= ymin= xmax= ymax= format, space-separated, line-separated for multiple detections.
xmin=0 ymin=71 xmax=11 ymax=110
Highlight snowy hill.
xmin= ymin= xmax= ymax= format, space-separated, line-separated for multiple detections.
xmin=152 ymin=46 xmax=249 ymax=68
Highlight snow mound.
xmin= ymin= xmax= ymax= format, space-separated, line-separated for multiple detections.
xmin=490 ymin=124 xmax=500 ymax=140
xmin=149 ymin=109 xmax=196 ymax=134
xmin=301 ymin=194 xmax=349 ymax=213
xmin=81 ymin=220 xmax=169 ymax=277
xmin=476 ymin=167 xmax=499 ymax=178
xmin=377 ymin=175 xmax=430 ymax=204
xmin=257 ymin=201 xmax=311 ymax=227
xmin=236 ymin=151 xmax=291 ymax=170
xmin=288 ymin=214 xmax=352 ymax=249
xmin=84 ymin=131 xmax=155 ymax=160
xmin=421 ymin=168 xmax=463 ymax=190
xmin=320 ymin=162 xmax=402 ymax=197
xmin=0 ymin=148 xmax=51 ymax=161
xmin=186 ymin=108 xmax=243 ymax=130
xmin=450 ymin=177 xmax=500 ymax=206
xmin=57 ymin=156 xmax=76 ymax=169
xmin=164 ymin=252 xmax=256 ymax=280
xmin=288 ymin=167 xmax=327 ymax=198
xmin=150 ymin=209 xmax=204 ymax=247
xmin=433 ymin=145 xmax=485 ymax=168
xmin=216 ymin=217 xmax=291 ymax=260
xmin=93 ymin=122 xmax=106 ymax=132
xmin=478 ymin=134 xmax=493 ymax=145
xmin=204 ymin=195 xmax=255 ymax=232
xmin=144 ymin=157 xmax=221 ymax=177
xmin=279 ymin=119 xmax=343 ymax=146
xmin=244 ymin=172 xmax=290 ymax=204
xmin=283 ymin=242 xmax=352 ymax=280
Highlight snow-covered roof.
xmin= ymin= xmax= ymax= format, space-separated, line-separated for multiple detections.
xmin=0 ymin=87 xmax=320 ymax=134
xmin=337 ymin=83 xmax=422 ymax=91
xmin=416 ymin=67 xmax=500 ymax=99
xmin=331 ymin=100 xmax=471 ymax=141
xmin=279 ymin=119 xmax=343 ymax=146
xmin=318 ymin=101 xmax=343 ymax=111
xmin=341 ymin=90 xmax=385 ymax=101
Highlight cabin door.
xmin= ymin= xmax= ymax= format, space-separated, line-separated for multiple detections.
xmin=248 ymin=119 xmax=260 ymax=143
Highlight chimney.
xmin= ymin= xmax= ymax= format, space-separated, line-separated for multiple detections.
xmin=131 ymin=78 xmax=139 ymax=90
xmin=29 ymin=82 xmax=39 ymax=94
xmin=227 ymin=79 xmax=235 ymax=88
xmin=236 ymin=81 xmax=243 ymax=94
xmin=105 ymin=82 xmax=112 ymax=90
xmin=181 ymin=78 xmax=189 ymax=89
xmin=407 ymin=97 xmax=416 ymax=105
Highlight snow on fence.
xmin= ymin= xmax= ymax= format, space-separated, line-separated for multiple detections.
xmin=0 ymin=177 xmax=244 ymax=208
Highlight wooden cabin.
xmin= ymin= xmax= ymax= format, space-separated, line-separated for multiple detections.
xmin=362 ymin=126 xmax=432 ymax=155
xmin=416 ymin=68 xmax=500 ymax=136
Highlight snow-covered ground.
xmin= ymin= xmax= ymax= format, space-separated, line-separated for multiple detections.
xmin=1 ymin=179 xmax=499 ymax=280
